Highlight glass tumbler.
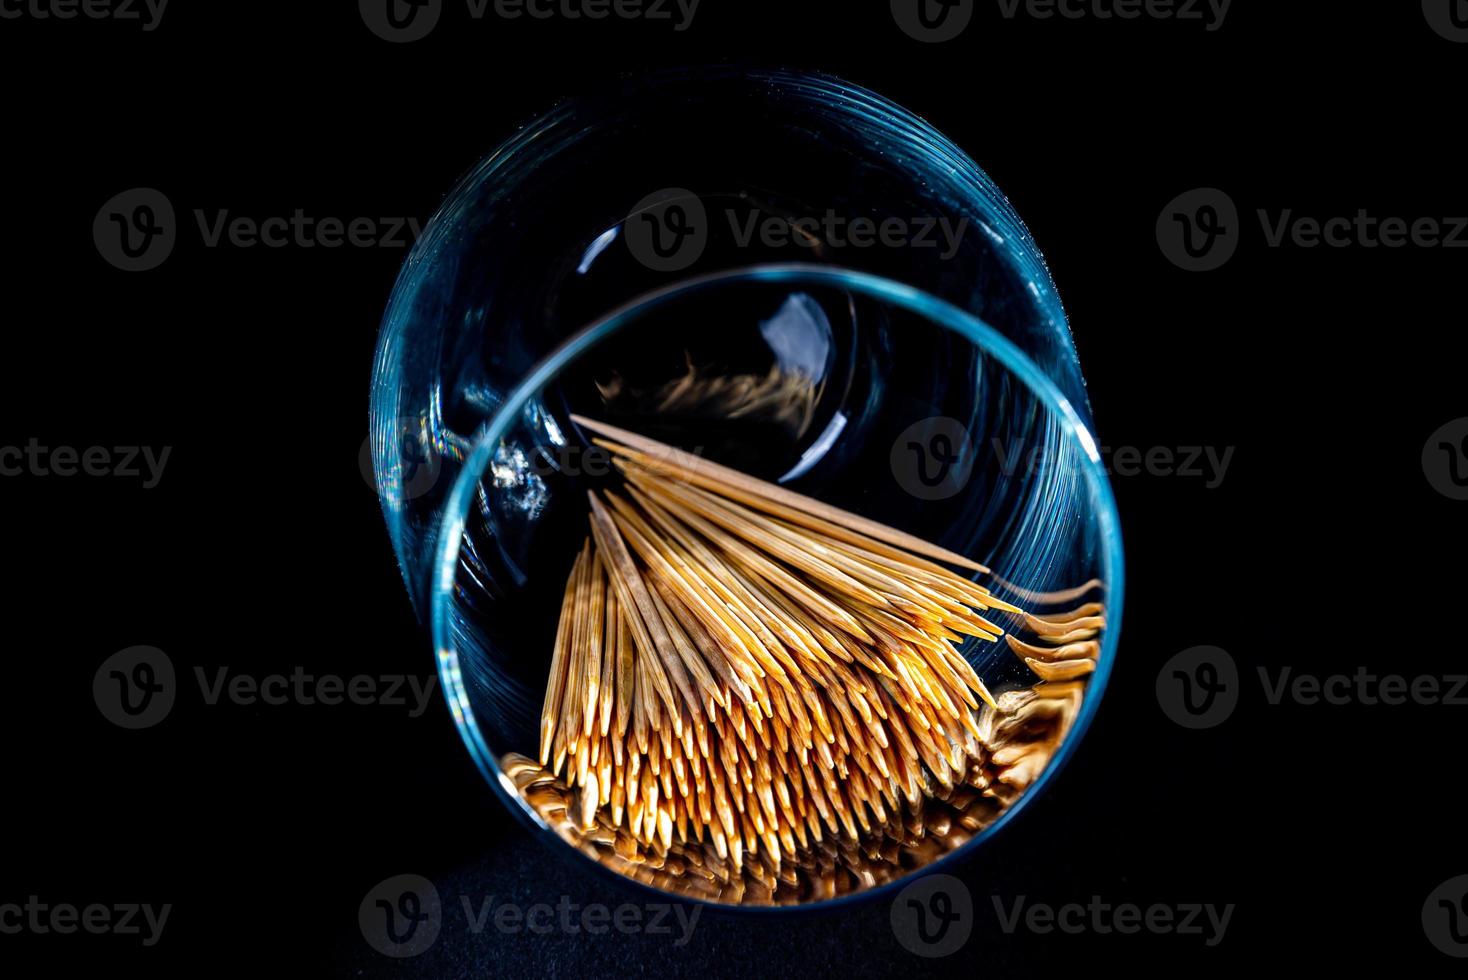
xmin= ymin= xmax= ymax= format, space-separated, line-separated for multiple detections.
xmin=369 ymin=67 xmax=1123 ymax=908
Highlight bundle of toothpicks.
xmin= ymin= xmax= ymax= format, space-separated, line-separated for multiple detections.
xmin=526 ymin=414 xmax=1051 ymax=883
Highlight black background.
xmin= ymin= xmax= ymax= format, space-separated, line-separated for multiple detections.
xmin=2 ymin=1 xmax=1465 ymax=974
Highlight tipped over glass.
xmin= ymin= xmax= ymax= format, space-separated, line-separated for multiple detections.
xmin=369 ymin=69 xmax=1123 ymax=908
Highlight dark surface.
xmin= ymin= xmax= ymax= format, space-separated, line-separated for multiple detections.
xmin=2 ymin=2 xmax=1465 ymax=974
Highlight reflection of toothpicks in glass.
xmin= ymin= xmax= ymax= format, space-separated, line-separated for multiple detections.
xmin=536 ymin=419 xmax=1058 ymax=872
xmin=598 ymin=356 xmax=824 ymax=439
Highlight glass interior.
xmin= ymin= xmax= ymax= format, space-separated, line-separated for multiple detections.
xmin=428 ymin=266 xmax=1122 ymax=908
xmin=369 ymin=68 xmax=1090 ymax=616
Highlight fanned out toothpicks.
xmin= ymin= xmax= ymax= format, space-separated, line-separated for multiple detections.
xmin=530 ymin=417 xmax=1044 ymax=883
xmin=505 ymin=623 xmax=1094 ymax=904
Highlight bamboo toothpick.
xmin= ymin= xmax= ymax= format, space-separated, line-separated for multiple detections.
xmin=523 ymin=419 xmax=1100 ymax=902
xmin=569 ymin=414 xmax=989 ymax=572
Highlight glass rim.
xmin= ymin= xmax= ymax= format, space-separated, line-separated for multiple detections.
xmin=428 ymin=261 xmax=1126 ymax=913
